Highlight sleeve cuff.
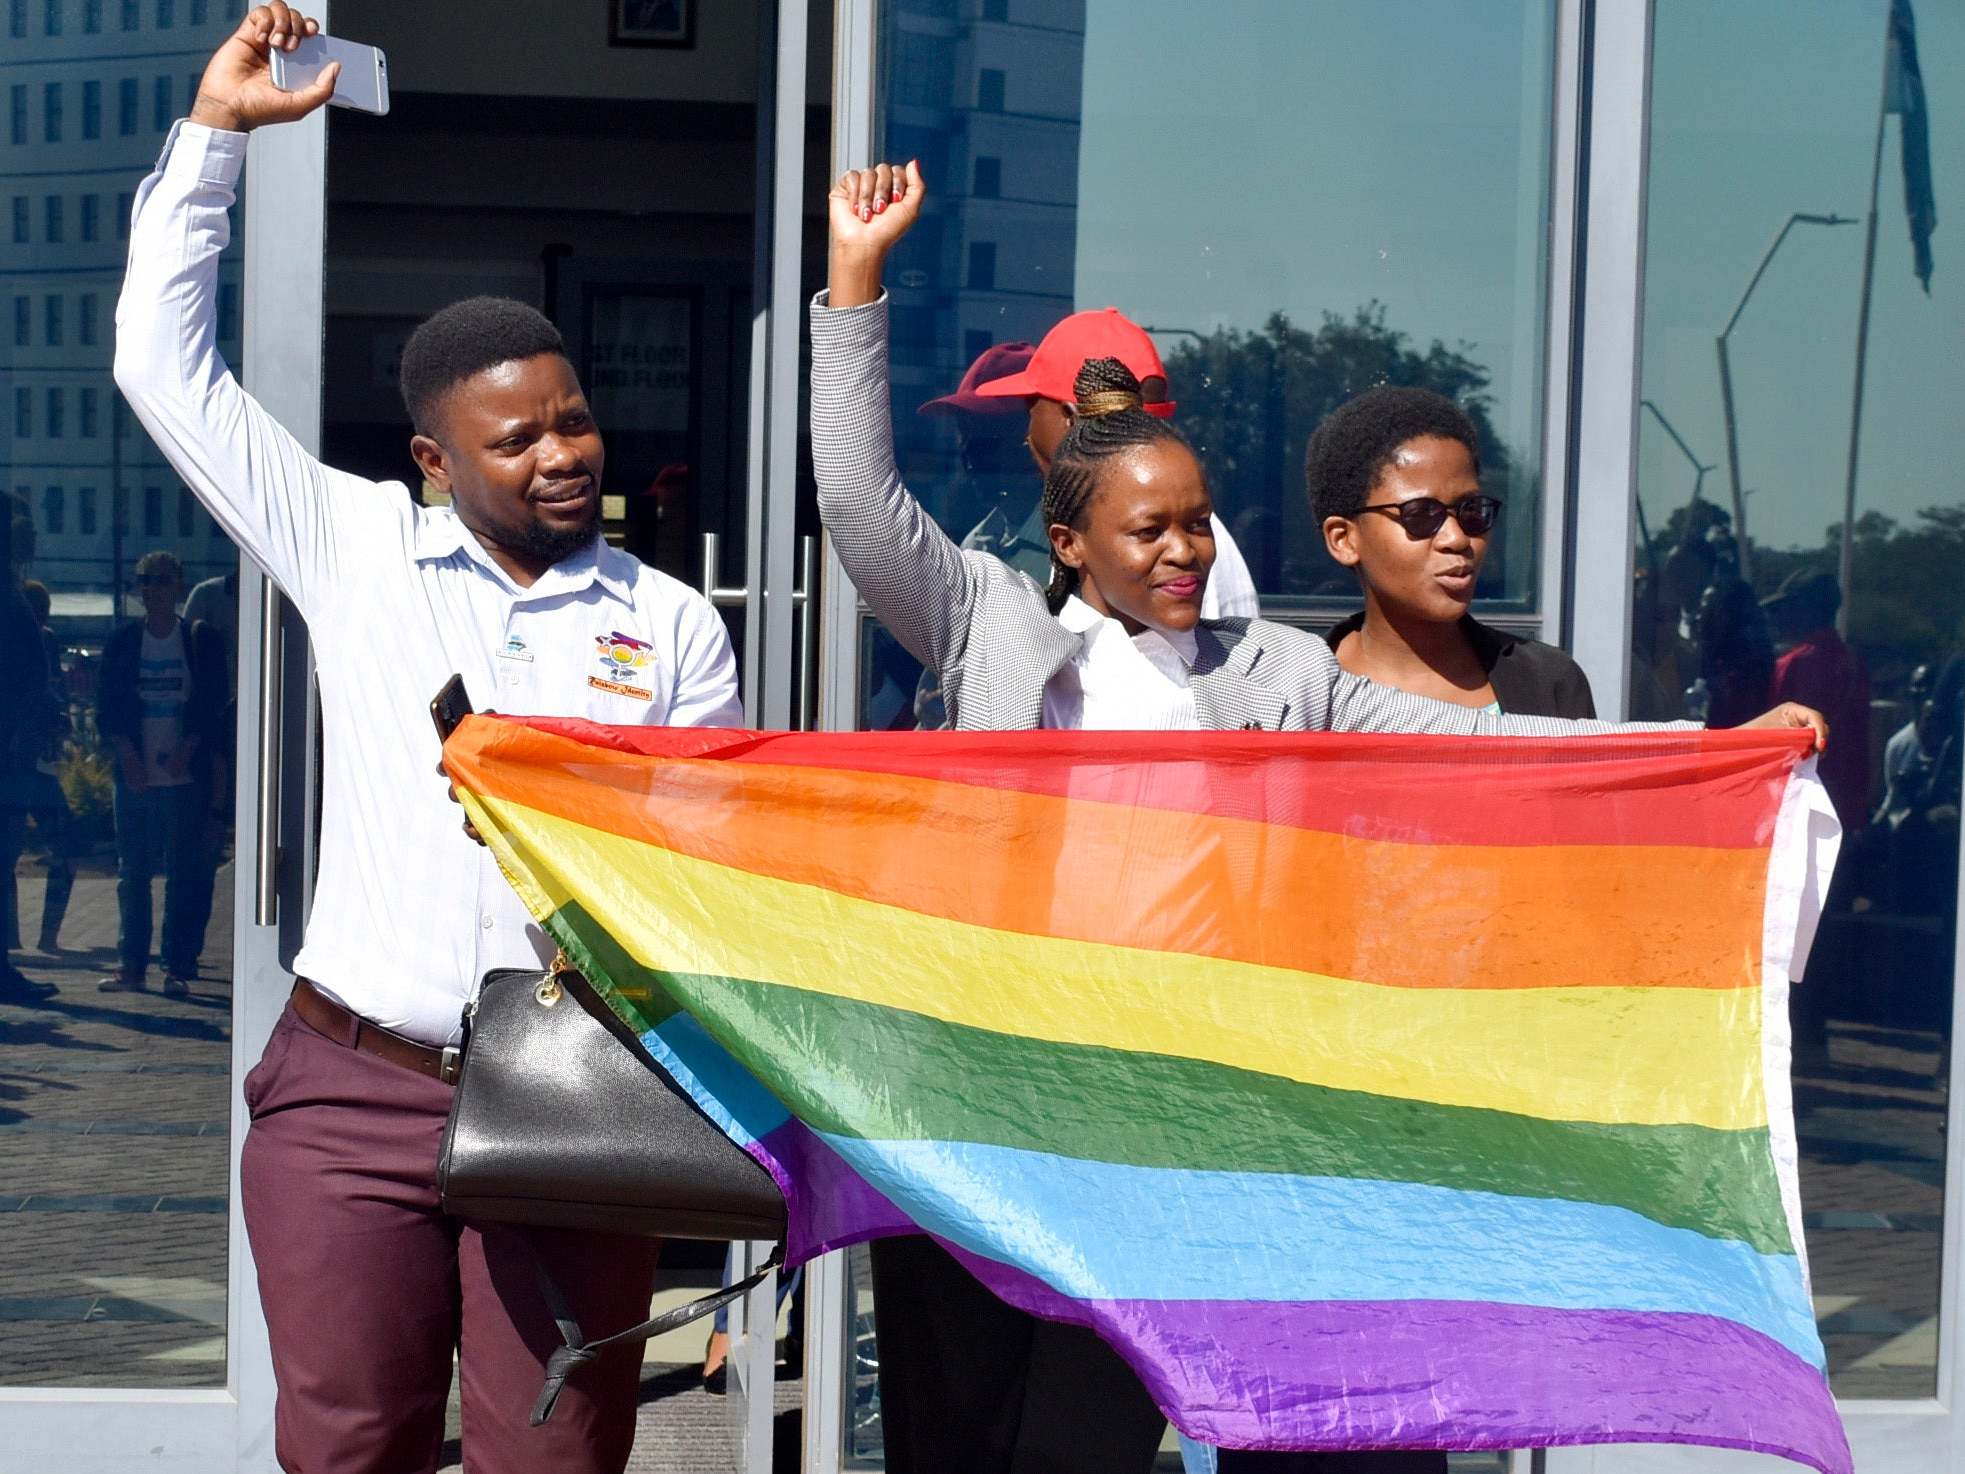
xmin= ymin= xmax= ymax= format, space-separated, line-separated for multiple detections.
xmin=808 ymin=289 xmax=888 ymax=351
xmin=157 ymin=120 xmax=249 ymax=190
xmin=810 ymin=288 xmax=889 ymax=318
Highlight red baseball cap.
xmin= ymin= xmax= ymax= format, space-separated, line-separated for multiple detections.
xmin=917 ymin=341 xmax=1038 ymax=417
xmin=973 ymin=307 xmax=1177 ymax=418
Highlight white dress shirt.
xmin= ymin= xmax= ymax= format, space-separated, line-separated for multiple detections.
xmin=1041 ymin=596 xmax=1202 ymax=731
xmin=116 ymin=123 xmax=742 ymax=1044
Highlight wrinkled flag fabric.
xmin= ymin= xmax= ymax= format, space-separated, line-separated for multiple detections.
xmin=443 ymin=717 xmax=1849 ymax=1473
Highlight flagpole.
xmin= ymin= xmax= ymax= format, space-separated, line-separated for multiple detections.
xmin=1836 ymin=12 xmax=1895 ymax=635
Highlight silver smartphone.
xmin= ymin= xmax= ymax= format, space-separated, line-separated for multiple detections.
xmin=269 ymin=34 xmax=390 ymax=116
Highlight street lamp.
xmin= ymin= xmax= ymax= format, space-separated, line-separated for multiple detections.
xmin=1715 ymin=211 xmax=1855 ymax=583
xmin=1636 ymin=398 xmax=1715 ymax=586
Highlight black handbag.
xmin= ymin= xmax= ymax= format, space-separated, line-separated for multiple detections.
xmin=438 ymin=955 xmax=788 ymax=1423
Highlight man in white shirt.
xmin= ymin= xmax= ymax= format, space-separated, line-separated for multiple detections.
xmin=115 ymin=9 xmax=742 ymax=1470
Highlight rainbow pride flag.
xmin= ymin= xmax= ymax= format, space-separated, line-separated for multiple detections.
xmin=444 ymin=717 xmax=1848 ymax=1472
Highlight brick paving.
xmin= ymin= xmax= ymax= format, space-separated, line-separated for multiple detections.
xmin=2 ymin=857 xmax=1955 ymax=1464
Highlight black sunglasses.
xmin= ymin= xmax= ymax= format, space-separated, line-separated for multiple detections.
xmin=1358 ymin=495 xmax=1502 ymax=539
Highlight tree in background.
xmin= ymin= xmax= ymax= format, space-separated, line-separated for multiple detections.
xmin=1163 ymin=305 xmax=1511 ymax=599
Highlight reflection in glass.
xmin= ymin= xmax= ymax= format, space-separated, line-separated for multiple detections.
xmin=877 ymin=0 xmax=1553 ymax=626
xmin=1636 ymin=0 xmax=1960 ymax=1399
xmin=1 ymin=1 xmax=240 ymax=1388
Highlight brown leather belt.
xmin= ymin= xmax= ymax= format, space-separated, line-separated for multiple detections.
xmin=290 ymin=978 xmax=462 ymax=1084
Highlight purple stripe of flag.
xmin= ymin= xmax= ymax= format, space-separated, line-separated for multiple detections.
xmin=947 ymin=1246 xmax=1851 ymax=1474
xmin=750 ymin=1118 xmax=914 ymax=1263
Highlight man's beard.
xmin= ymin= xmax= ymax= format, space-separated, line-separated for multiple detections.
xmin=509 ymin=502 xmax=602 ymax=565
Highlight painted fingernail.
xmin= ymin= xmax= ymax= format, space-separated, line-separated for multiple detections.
xmin=873 ymin=199 xmax=886 ymax=214
xmin=861 ymin=207 xmax=872 ymax=221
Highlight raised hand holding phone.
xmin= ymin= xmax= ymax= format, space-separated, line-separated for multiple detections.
xmin=827 ymin=160 xmax=926 ymax=308
xmin=187 ymin=3 xmax=339 ymax=133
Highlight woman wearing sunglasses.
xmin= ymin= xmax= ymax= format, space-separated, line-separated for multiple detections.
xmin=1316 ymin=386 xmax=1595 ymax=720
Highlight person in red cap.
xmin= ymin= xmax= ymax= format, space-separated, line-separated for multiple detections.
xmin=971 ymin=308 xmax=1261 ymax=619
xmin=917 ymin=341 xmax=1048 ymax=583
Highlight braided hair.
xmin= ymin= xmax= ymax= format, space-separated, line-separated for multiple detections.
xmin=1039 ymin=357 xmax=1194 ymax=611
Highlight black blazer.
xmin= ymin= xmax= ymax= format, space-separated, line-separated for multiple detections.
xmin=1325 ymin=613 xmax=1597 ymax=720
xmin=97 ymin=617 xmax=231 ymax=753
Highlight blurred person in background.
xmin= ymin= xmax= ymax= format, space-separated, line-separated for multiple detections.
xmin=18 ymin=581 xmax=78 ymax=952
xmin=95 ymin=550 xmax=227 ymax=997
xmin=2 ymin=501 xmax=57 ymax=1003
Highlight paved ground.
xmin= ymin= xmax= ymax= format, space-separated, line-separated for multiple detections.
xmin=1 ymin=855 xmax=1953 ymax=1467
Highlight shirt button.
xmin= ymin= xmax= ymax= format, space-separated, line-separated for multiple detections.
xmin=481 ymin=915 xmax=494 ymax=931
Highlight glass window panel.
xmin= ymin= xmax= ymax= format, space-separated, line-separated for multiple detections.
xmin=2 ymin=2 xmax=240 ymax=1392
xmin=1634 ymin=0 xmax=1960 ymax=1399
xmin=8 ymin=0 xmax=24 ymax=38
xmin=867 ymin=0 xmax=1556 ymax=724
xmin=42 ymin=0 xmax=59 ymax=36
xmin=151 ymin=74 xmax=170 ymax=132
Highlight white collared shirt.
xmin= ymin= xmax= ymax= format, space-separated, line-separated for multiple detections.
xmin=116 ymin=123 xmax=742 ymax=1043
xmin=1041 ymin=596 xmax=1201 ymax=731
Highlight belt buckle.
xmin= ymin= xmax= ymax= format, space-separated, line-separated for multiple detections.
xmin=438 ymin=1045 xmax=461 ymax=1085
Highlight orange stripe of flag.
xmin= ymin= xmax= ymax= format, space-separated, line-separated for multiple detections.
xmin=447 ymin=722 xmax=1767 ymax=993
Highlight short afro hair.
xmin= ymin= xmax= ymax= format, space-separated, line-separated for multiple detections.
xmin=1305 ymin=385 xmax=1482 ymax=523
xmin=399 ymin=296 xmax=568 ymax=436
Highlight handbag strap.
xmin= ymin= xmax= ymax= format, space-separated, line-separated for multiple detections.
xmin=527 ymin=1237 xmax=786 ymax=1426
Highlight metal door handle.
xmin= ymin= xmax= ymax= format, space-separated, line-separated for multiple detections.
xmin=699 ymin=532 xmax=749 ymax=608
xmin=791 ymin=535 xmax=817 ymax=731
xmin=700 ymin=533 xmax=814 ymax=730
xmin=253 ymin=574 xmax=282 ymax=926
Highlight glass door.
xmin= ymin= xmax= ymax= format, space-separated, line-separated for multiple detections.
xmin=0 ymin=2 xmax=313 ymax=1466
xmin=1553 ymin=2 xmax=1965 ymax=1471
xmin=811 ymin=1 xmax=1568 ymax=1469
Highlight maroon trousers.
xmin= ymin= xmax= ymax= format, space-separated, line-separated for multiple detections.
xmin=240 ymin=1003 xmax=660 ymax=1474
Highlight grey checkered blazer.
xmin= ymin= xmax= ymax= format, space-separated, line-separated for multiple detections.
xmin=811 ymin=293 xmax=1663 ymax=738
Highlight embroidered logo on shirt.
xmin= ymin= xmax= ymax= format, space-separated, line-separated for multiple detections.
xmin=590 ymin=631 xmax=656 ymax=700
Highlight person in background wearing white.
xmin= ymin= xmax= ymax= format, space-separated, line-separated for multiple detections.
xmin=115 ymin=9 xmax=741 ymax=1470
